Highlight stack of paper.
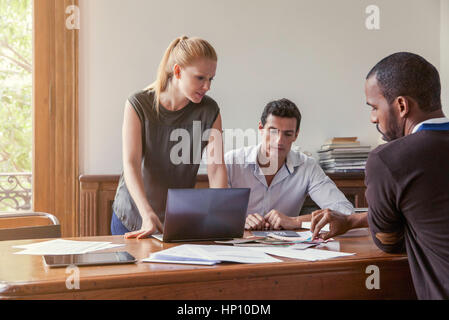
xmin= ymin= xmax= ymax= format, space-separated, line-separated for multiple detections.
xmin=214 ymin=231 xmax=331 ymax=248
xmin=264 ymin=231 xmax=332 ymax=243
xmin=13 ymin=239 xmax=125 ymax=255
xmin=317 ymin=137 xmax=371 ymax=173
xmin=250 ymin=247 xmax=355 ymax=261
xmin=142 ymin=244 xmax=355 ymax=265
xmin=142 ymin=244 xmax=283 ymax=265
xmin=252 ymin=230 xmax=304 ymax=237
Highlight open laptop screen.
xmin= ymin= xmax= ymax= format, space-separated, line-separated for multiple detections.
xmin=162 ymin=188 xmax=250 ymax=242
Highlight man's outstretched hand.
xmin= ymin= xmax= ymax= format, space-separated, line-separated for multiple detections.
xmin=310 ymin=209 xmax=351 ymax=240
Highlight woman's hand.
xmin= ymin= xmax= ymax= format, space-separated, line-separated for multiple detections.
xmin=124 ymin=213 xmax=163 ymax=239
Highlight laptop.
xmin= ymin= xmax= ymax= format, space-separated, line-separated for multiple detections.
xmin=155 ymin=188 xmax=250 ymax=242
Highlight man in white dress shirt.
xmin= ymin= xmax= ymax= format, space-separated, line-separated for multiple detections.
xmin=224 ymin=98 xmax=354 ymax=230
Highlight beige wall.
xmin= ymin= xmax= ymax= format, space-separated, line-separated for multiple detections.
xmin=79 ymin=0 xmax=442 ymax=174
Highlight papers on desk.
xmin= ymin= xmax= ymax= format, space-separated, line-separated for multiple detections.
xmin=216 ymin=235 xmax=318 ymax=247
xmin=151 ymin=233 xmax=163 ymax=242
xmin=252 ymin=230 xmax=304 ymax=237
xmin=250 ymin=247 xmax=354 ymax=261
xmin=13 ymin=239 xmax=125 ymax=255
xmin=214 ymin=231 xmax=333 ymax=249
xmin=265 ymin=231 xmax=333 ymax=243
xmin=142 ymin=244 xmax=355 ymax=265
xmin=142 ymin=244 xmax=283 ymax=265
xmin=288 ymin=243 xmax=317 ymax=250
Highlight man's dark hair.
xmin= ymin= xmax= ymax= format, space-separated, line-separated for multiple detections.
xmin=261 ymin=98 xmax=302 ymax=132
xmin=366 ymin=52 xmax=442 ymax=112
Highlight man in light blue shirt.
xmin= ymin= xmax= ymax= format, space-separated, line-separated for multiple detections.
xmin=225 ymin=98 xmax=354 ymax=230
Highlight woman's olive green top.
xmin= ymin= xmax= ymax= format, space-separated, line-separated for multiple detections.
xmin=112 ymin=90 xmax=220 ymax=231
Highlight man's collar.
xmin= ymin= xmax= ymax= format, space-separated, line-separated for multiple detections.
xmin=246 ymin=144 xmax=260 ymax=164
xmin=249 ymin=144 xmax=304 ymax=174
xmin=285 ymin=148 xmax=304 ymax=173
xmin=411 ymin=117 xmax=449 ymax=134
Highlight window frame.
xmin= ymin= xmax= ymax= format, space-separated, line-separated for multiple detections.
xmin=33 ymin=0 xmax=79 ymax=237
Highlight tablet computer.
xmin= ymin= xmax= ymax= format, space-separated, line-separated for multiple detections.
xmin=43 ymin=251 xmax=136 ymax=268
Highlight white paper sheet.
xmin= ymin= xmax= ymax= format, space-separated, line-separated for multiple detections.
xmin=317 ymin=241 xmax=341 ymax=251
xmin=13 ymin=239 xmax=125 ymax=255
xmin=141 ymin=257 xmax=217 ymax=265
xmin=288 ymin=243 xmax=317 ymax=250
xmin=144 ymin=244 xmax=282 ymax=265
xmin=266 ymin=231 xmax=314 ymax=241
xmin=151 ymin=234 xmax=163 ymax=241
xmin=192 ymin=245 xmax=282 ymax=264
xmin=250 ymin=247 xmax=355 ymax=261
xmin=148 ymin=244 xmax=220 ymax=263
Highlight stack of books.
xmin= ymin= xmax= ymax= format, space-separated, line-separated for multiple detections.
xmin=317 ymin=137 xmax=370 ymax=173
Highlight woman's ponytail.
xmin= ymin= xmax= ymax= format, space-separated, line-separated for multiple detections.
xmin=146 ymin=36 xmax=188 ymax=115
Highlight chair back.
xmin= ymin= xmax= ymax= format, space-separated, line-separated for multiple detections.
xmin=0 ymin=212 xmax=61 ymax=241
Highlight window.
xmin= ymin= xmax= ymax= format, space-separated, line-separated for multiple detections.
xmin=0 ymin=0 xmax=33 ymax=212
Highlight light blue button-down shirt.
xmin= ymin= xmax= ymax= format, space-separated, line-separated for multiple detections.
xmin=225 ymin=144 xmax=354 ymax=217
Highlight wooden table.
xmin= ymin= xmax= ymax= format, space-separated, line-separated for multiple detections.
xmin=0 ymin=232 xmax=416 ymax=300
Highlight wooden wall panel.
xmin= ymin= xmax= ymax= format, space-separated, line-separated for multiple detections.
xmin=79 ymin=183 xmax=97 ymax=236
xmin=79 ymin=176 xmax=121 ymax=237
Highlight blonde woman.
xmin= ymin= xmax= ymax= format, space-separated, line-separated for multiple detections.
xmin=111 ymin=36 xmax=227 ymax=239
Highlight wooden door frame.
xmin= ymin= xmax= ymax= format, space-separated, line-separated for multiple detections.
xmin=33 ymin=0 xmax=79 ymax=237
